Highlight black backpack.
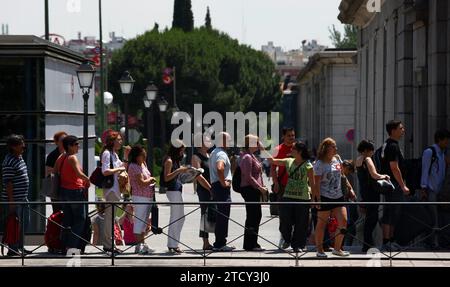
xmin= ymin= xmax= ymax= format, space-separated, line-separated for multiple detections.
xmin=372 ymin=143 xmax=387 ymax=173
xmin=232 ymin=165 xmax=242 ymax=193
xmin=404 ymin=146 xmax=438 ymax=193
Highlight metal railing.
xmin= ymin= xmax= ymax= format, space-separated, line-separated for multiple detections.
xmin=1 ymin=200 xmax=450 ymax=267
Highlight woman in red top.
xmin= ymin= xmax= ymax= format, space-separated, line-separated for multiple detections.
xmin=55 ymin=135 xmax=90 ymax=252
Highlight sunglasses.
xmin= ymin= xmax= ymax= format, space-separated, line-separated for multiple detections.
xmin=72 ymin=142 xmax=80 ymax=146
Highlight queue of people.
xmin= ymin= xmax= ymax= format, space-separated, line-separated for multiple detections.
xmin=1 ymin=121 xmax=450 ymax=257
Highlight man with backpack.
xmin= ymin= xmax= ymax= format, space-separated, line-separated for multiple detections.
xmin=1 ymin=135 xmax=31 ymax=256
xmin=420 ymin=129 xmax=450 ymax=248
xmin=379 ymin=120 xmax=410 ymax=252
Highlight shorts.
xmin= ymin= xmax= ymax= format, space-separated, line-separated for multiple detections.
xmin=381 ymin=188 xmax=404 ymax=226
xmin=319 ymin=196 xmax=345 ymax=212
xmin=132 ymin=195 xmax=153 ymax=234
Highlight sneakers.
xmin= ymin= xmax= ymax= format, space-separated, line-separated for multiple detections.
xmin=332 ymin=249 xmax=350 ymax=257
xmin=292 ymin=248 xmax=303 ymax=253
xmin=282 ymin=242 xmax=291 ymax=250
xmin=168 ymin=247 xmax=183 ymax=254
xmin=213 ymin=245 xmax=236 ymax=252
xmin=316 ymin=252 xmax=328 ymax=258
xmin=278 ymin=237 xmax=286 ymax=248
xmin=140 ymin=243 xmax=154 ymax=254
xmin=249 ymin=247 xmax=266 ymax=252
xmin=135 ymin=244 xmax=141 ymax=254
xmin=381 ymin=242 xmax=402 ymax=252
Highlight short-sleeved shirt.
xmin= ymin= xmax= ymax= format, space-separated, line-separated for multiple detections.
xmin=101 ymin=150 xmax=123 ymax=197
xmin=45 ymin=147 xmax=61 ymax=169
xmin=313 ymin=158 xmax=343 ymax=199
xmin=2 ymin=153 xmax=29 ymax=201
xmin=273 ymin=144 xmax=294 ymax=187
xmin=209 ymin=148 xmax=232 ymax=184
xmin=282 ymin=159 xmax=312 ymax=200
xmin=381 ymin=138 xmax=405 ymax=187
xmin=128 ymin=163 xmax=155 ymax=198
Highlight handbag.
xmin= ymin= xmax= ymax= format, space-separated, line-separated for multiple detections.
xmin=42 ymin=174 xmax=59 ymax=199
xmin=43 ymin=155 xmax=68 ymax=199
xmin=372 ymin=178 xmax=395 ymax=195
xmin=103 ymin=154 xmax=115 ymax=189
xmin=89 ymin=167 xmax=104 ymax=188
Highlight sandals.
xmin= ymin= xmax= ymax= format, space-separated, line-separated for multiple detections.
xmin=168 ymin=247 xmax=183 ymax=254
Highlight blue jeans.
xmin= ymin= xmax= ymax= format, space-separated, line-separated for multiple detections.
xmin=211 ymin=182 xmax=231 ymax=248
xmin=60 ymin=188 xmax=87 ymax=249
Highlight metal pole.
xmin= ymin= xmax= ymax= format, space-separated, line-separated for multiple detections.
xmin=124 ymin=98 xmax=129 ymax=145
xmin=160 ymin=111 xmax=166 ymax=150
xmin=21 ymin=205 xmax=25 ymax=266
xmin=83 ymin=91 xmax=89 ymax=176
xmin=149 ymin=104 xmax=155 ymax=172
xmin=45 ymin=0 xmax=49 ymax=40
xmin=111 ymin=203 xmax=115 ymax=266
xmin=99 ymin=0 xmax=105 ymax=134
xmin=146 ymin=106 xmax=153 ymax=169
xmin=116 ymin=103 xmax=120 ymax=132
xmin=173 ymin=66 xmax=176 ymax=107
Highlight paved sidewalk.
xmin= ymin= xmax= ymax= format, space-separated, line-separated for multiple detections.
xmin=8 ymin=178 xmax=450 ymax=267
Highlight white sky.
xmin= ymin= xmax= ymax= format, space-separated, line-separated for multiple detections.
xmin=1 ymin=0 xmax=344 ymax=51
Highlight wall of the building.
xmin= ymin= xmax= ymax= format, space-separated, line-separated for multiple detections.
xmin=44 ymin=57 xmax=96 ymax=204
xmin=298 ymin=62 xmax=357 ymax=160
xmin=356 ymin=0 xmax=449 ymax=157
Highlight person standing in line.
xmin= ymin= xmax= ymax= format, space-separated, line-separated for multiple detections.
xmin=1 ymin=135 xmax=31 ymax=256
xmin=210 ymin=132 xmax=235 ymax=252
xmin=162 ymin=140 xmax=189 ymax=254
xmin=191 ymin=133 xmax=214 ymax=250
xmin=355 ymin=140 xmax=390 ymax=253
xmin=312 ymin=138 xmax=355 ymax=258
xmin=55 ymin=135 xmax=90 ymax=253
xmin=45 ymin=131 xmax=67 ymax=213
xmin=127 ymin=145 xmax=157 ymax=254
xmin=380 ymin=120 xmax=409 ymax=252
xmin=270 ymin=127 xmax=296 ymax=247
xmin=240 ymin=135 xmax=268 ymax=251
xmin=101 ymin=131 xmax=127 ymax=254
xmin=267 ymin=142 xmax=314 ymax=253
xmin=420 ymin=129 xmax=450 ymax=249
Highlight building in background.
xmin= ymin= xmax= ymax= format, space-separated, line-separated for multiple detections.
xmin=338 ymin=0 xmax=450 ymax=158
xmin=0 ymin=35 xmax=95 ymax=234
xmin=297 ymin=49 xmax=358 ymax=160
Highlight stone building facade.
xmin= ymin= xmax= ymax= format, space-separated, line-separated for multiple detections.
xmin=297 ymin=50 xmax=358 ymax=160
xmin=338 ymin=0 xmax=450 ymax=157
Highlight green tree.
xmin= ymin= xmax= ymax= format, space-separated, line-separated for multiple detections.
xmin=329 ymin=24 xmax=358 ymax=49
xmin=172 ymin=0 xmax=184 ymax=30
xmin=183 ymin=0 xmax=194 ymax=32
xmin=172 ymin=0 xmax=194 ymax=32
xmin=107 ymin=28 xmax=281 ymax=125
xmin=205 ymin=6 xmax=212 ymax=30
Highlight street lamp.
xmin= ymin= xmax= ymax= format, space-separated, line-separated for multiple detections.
xmin=118 ymin=71 xmax=135 ymax=144
xmin=158 ymin=96 xmax=169 ymax=112
xmin=143 ymin=82 xmax=159 ymax=170
xmin=76 ymin=62 xmax=96 ymax=177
